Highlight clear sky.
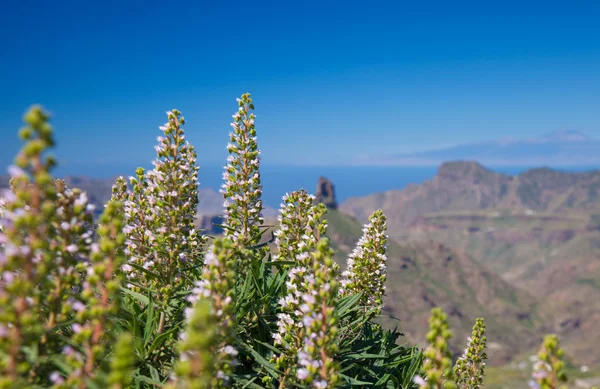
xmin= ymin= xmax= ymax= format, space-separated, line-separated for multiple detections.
xmin=1 ymin=0 xmax=600 ymax=174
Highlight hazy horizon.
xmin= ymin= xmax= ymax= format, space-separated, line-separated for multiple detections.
xmin=4 ymin=162 xmax=600 ymax=209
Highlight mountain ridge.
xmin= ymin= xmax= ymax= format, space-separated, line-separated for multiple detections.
xmin=340 ymin=161 xmax=600 ymax=228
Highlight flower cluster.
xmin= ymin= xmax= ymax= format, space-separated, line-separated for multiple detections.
xmin=274 ymin=239 xmax=340 ymax=387
xmin=295 ymin=239 xmax=340 ymax=388
xmin=340 ymin=209 xmax=388 ymax=313
xmin=415 ymin=307 xmax=456 ymax=389
xmin=44 ymin=181 xmax=105 ymax=387
xmin=273 ymin=190 xmax=328 ymax=265
xmin=272 ymin=193 xmax=331 ymax=386
xmin=182 ymin=239 xmax=238 ymax=387
xmin=118 ymin=167 xmax=151 ymax=287
xmin=454 ymin=318 xmax=487 ymax=389
xmin=117 ymin=110 xmax=205 ymax=311
xmin=529 ymin=334 xmax=567 ymax=389
xmin=49 ymin=180 xmax=96 ymax=319
xmin=220 ymin=93 xmax=264 ymax=250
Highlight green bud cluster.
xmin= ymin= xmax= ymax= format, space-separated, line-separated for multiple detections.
xmin=0 ymin=106 xmax=60 ymax=386
xmin=109 ymin=176 xmax=127 ymax=204
xmin=453 ymin=318 xmax=487 ymax=389
xmin=531 ymin=334 xmax=568 ymax=389
xmin=0 ymin=107 xmax=124 ymax=388
xmin=415 ymin=307 xmax=456 ymax=389
xmin=107 ymin=332 xmax=135 ymax=389
xmin=170 ymin=299 xmax=219 ymax=389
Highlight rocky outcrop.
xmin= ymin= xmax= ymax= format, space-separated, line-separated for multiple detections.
xmin=315 ymin=176 xmax=337 ymax=209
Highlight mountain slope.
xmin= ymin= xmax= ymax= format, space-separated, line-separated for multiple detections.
xmin=338 ymin=162 xmax=600 ymax=364
xmin=399 ymin=212 xmax=600 ymax=364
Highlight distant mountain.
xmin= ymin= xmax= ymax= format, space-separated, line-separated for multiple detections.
xmin=369 ymin=130 xmax=600 ymax=166
xmin=340 ymin=161 xmax=600 ymax=228
xmin=339 ymin=161 xmax=600 ymax=365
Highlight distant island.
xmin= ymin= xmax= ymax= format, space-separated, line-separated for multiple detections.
xmin=358 ymin=130 xmax=600 ymax=166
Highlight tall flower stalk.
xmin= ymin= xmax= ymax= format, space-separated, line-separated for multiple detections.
xmin=0 ymin=107 xmax=64 ymax=385
xmin=415 ymin=307 xmax=456 ymax=389
xmin=48 ymin=181 xmax=95 ymax=332
xmin=184 ymin=238 xmax=238 ymax=387
xmin=453 ymin=318 xmax=487 ymax=389
xmin=530 ymin=334 xmax=567 ymax=389
xmin=118 ymin=110 xmax=205 ymax=326
xmin=340 ymin=209 xmax=388 ymax=314
xmin=0 ymin=107 xmax=120 ymax=387
xmin=221 ymin=93 xmax=264 ymax=251
xmin=295 ymin=238 xmax=340 ymax=389
xmin=272 ymin=192 xmax=330 ymax=387
xmin=63 ymin=200 xmax=127 ymax=387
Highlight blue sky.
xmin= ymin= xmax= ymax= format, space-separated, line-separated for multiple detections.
xmin=1 ymin=0 xmax=600 ymax=174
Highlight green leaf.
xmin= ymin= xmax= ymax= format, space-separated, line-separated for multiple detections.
xmin=120 ymin=286 xmax=150 ymax=305
xmin=238 ymin=342 xmax=281 ymax=379
xmin=143 ymin=298 xmax=156 ymax=347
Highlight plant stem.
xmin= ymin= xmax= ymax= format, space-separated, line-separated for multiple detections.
xmin=158 ymin=311 xmax=166 ymax=334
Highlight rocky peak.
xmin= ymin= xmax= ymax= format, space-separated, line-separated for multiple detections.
xmin=316 ymin=176 xmax=337 ymax=209
xmin=437 ymin=161 xmax=493 ymax=180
